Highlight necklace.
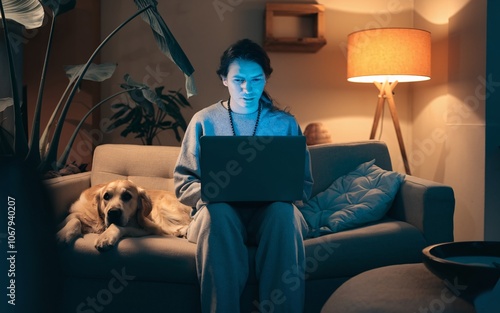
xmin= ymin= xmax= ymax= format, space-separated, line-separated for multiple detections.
xmin=227 ymin=98 xmax=261 ymax=136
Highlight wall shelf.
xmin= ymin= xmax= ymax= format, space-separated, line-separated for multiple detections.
xmin=264 ymin=3 xmax=326 ymax=53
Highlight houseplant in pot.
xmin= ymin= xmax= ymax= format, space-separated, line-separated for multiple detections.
xmin=106 ymin=74 xmax=191 ymax=145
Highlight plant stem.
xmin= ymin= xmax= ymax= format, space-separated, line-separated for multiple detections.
xmin=26 ymin=14 xmax=58 ymax=165
xmin=57 ymin=89 xmax=138 ymax=167
xmin=39 ymin=78 xmax=75 ymax=158
xmin=40 ymin=4 xmax=153 ymax=172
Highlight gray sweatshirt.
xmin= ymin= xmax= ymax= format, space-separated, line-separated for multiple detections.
xmin=173 ymin=100 xmax=314 ymax=213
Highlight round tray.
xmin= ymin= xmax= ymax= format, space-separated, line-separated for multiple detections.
xmin=422 ymin=241 xmax=500 ymax=301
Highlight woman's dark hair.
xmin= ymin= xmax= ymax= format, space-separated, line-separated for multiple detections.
xmin=217 ymin=39 xmax=286 ymax=111
xmin=216 ymin=38 xmax=273 ymax=79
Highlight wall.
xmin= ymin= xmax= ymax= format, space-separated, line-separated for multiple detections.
xmin=413 ymin=0 xmax=487 ymax=241
xmin=485 ymin=0 xmax=500 ymax=240
xmin=99 ymin=0 xmax=491 ymax=240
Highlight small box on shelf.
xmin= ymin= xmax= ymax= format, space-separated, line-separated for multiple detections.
xmin=264 ymin=3 xmax=326 ymax=53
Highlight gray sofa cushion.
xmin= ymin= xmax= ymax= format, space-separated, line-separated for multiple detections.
xmin=304 ymin=218 xmax=427 ymax=280
xmin=91 ymin=144 xmax=181 ymax=190
xmin=59 ymin=235 xmax=198 ymax=283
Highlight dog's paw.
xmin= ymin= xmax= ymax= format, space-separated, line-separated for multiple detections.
xmin=176 ymin=225 xmax=189 ymax=238
xmin=56 ymin=229 xmax=78 ymax=248
xmin=56 ymin=219 xmax=82 ymax=248
xmin=94 ymin=233 xmax=118 ymax=251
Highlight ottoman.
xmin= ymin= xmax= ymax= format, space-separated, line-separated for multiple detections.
xmin=321 ymin=263 xmax=476 ymax=313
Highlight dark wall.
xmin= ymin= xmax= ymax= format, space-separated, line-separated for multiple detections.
xmin=485 ymin=0 xmax=500 ymax=240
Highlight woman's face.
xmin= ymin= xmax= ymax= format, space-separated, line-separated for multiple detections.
xmin=222 ymin=59 xmax=266 ymax=114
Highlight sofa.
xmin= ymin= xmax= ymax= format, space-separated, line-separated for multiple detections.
xmin=44 ymin=140 xmax=455 ymax=313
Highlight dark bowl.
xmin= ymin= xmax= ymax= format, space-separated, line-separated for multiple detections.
xmin=422 ymin=241 xmax=500 ymax=302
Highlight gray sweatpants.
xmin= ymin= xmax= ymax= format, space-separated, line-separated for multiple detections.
xmin=187 ymin=201 xmax=308 ymax=313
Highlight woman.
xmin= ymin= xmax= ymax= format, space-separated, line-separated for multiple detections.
xmin=174 ymin=38 xmax=313 ymax=312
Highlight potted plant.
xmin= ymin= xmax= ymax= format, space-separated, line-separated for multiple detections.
xmin=106 ymin=74 xmax=191 ymax=145
xmin=0 ymin=0 xmax=195 ymax=174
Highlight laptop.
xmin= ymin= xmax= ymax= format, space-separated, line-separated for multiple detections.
xmin=200 ymin=136 xmax=306 ymax=203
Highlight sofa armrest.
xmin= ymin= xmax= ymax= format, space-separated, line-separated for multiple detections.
xmin=388 ymin=175 xmax=455 ymax=245
xmin=43 ymin=172 xmax=91 ymax=223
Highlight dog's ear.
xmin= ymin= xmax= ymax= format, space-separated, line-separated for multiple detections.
xmin=87 ymin=185 xmax=106 ymax=232
xmin=77 ymin=185 xmax=105 ymax=232
xmin=91 ymin=186 xmax=104 ymax=218
xmin=136 ymin=188 xmax=163 ymax=234
xmin=137 ymin=187 xmax=153 ymax=218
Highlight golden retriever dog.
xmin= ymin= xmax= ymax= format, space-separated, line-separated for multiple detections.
xmin=56 ymin=179 xmax=192 ymax=251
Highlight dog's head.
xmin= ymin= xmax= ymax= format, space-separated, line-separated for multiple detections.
xmin=96 ymin=180 xmax=152 ymax=228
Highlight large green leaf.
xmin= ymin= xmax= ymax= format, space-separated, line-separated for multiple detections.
xmin=134 ymin=0 xmax=196 ymax=97
xmin=0 ymin=0 xmax=44 ymax=29
xmin=65 ymin=63 xmax=117 ymax=82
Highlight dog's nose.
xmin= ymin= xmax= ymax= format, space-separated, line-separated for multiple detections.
xmin=107 ymin=209 xmax=122 ymax=225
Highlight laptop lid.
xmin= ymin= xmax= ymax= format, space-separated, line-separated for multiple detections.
xmin=200 ymin=136 xmax=306 ymax=203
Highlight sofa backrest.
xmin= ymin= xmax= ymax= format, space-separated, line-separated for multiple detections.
xmin=308 ymin=141 xmax=392 ymax=197
xmin=91 ymin=144 xmax=180 ymax=190
xmin=91 ymin=141 xmax=393 ymax=196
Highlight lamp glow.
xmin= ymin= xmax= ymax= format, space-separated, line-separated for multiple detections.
xmin=346 ymin=28 xmax=432 ymax=175
xmin=347 ymin=28 xmax=431 ymax=83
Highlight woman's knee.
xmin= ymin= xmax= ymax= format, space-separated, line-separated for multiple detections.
xmin=188 ymin=203 xmax=244 ymax=242
xmin=263 ymin=202 xmax=308 ymax=236
xmin=205 ymin=202 xmax=241 ymax=224
xmin=203 ymin=203 xmax=246 ymax=238
xmin=264 ymin=202 xmax=295 ymax=220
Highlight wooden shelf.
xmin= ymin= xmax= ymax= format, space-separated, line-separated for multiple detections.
xmin=264 ymin=3 xmax=326 ymax=53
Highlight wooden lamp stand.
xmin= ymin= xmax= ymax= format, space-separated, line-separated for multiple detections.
xmin=369 ymin=80 xmax=411 ymax=175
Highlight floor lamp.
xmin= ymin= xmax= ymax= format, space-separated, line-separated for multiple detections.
xmin=347 ymin=28 xmax=431 ymax=175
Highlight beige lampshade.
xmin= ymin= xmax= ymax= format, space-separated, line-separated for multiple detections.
xmin=347 ymin=28 xmax=431 ymax=83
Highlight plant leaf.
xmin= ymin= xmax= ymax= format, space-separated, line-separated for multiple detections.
xmin=41 ymin=0 xmax=76 ymax=17
xmin=65 ymin=63 xmax=117 ymax=82
xmin=133 ymin=0 xmax=196 ymax=97
xmin=0 ymin=98 xmax=13 ymax=113
xmin=172 ymin=126 xmax=182 ymax=142
xmin=107 ymin=111 xmax=133 ymax=131
xmin=111 ymin=103 xmax=127 ymax=109
xmin=123 ymin=73 xmax=144 ymax=88
xmin=162 ymin=90 xmax=191 ymax=110
xmin=120 ymin=107 xmax=144 ymax=137
xmin=109 ymin=106 xmax=130 ymax=120
xmin=171 ymin=90 xmax=191 ymax=108
xmin=158 ymin=121 xmax=173 ymax=129
xmin=122 ymin=75 xmax=156 ymax=116
xmin=0 ymin=0 xmax=44 ymax=29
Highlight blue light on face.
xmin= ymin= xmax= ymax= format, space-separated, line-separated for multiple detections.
xmin=225 ymin=59 xmax=267 ymax=110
